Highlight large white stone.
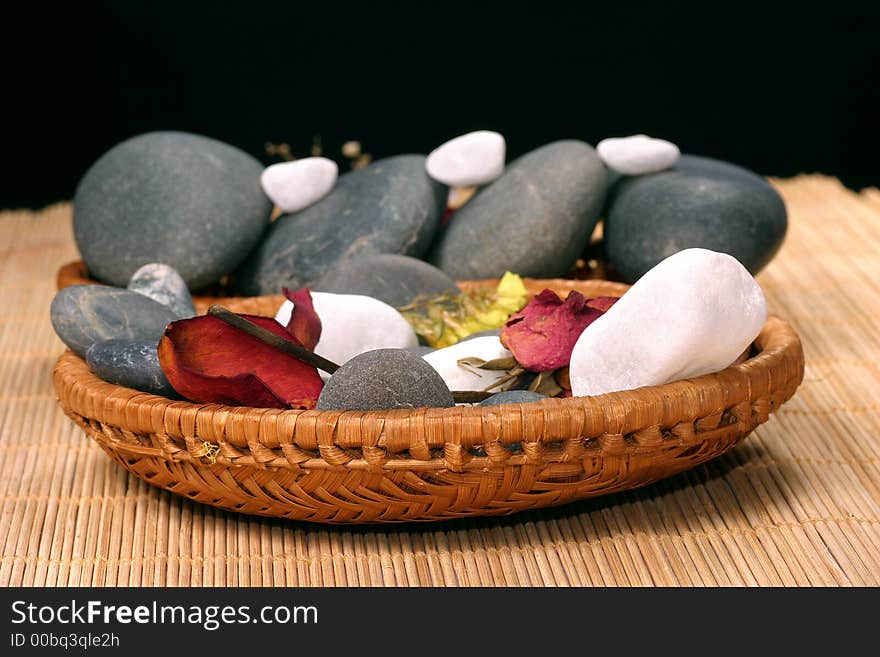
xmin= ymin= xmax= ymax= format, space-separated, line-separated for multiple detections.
xmin=596 ymin=134 xmax=680 ymax=175
xmin=276 ymin=292 xmax=418 ymax=380
xmin=422 ymin=336 xmax=515 ymax=392
xmin=569 ymin=248 xmax=766 ymax=397
xmin=260 ymin=157 xmax=338 ymax=213
xmin=425 ymin=130 xmax=506 ymax=187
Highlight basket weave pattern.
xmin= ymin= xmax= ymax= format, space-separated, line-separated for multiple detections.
xmin=53 ymin=279 xmax=804 ymax=523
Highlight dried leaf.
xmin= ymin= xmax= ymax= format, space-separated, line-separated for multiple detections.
xmin=457 ymin=356 xmax=518 ymax=371
xmin=555 ymin=367 xmax=571 ymax=390
xmin=481 ymin=366 xmax=525 ymax=392
xmin=528 ymin=370 xmax=563 ymax=397
xmin=281 ymin=287 xmax=321 ymax=351
xmin=157 ymin=314 xmax=323 ymax=409
xmin=399 ymin=272 xmax=528 ymax=347
xmin=501 ymin=289 xmax=618 ymax=372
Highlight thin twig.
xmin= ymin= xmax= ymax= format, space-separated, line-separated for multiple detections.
xmin=207 ymin=305 xmax=340 ymax=374
xmin=451 ymin=391 xmax=494 ymax=403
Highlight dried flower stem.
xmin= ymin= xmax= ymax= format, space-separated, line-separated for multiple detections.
xmin=207 ymin=305 xmax=491 ymax=404
xmin=208 ymin=305 xmax=340 ymax=374
xmin=450 ymin=391 xmax=494 ymax=403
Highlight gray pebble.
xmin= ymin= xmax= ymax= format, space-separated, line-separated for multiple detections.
xmin=74 ymin=131 xmax=271 ymax=289
xmin=430 ymin=140 xmax=606 ymax=279
xmin=50 ymin=285 xmax=178 ymax=358
xmin=604 ymin=154 xmax=787 ymax=282
xmin=234 ymin=155 xmax=447 ymax=295
xmin=405 ymin=345 xmax=436 ymax=356
xmin=86 ymin=339 xmax=177 ymax=397
xmin=127 ymin=263 xmax=196 ymax=319
xmin=478 ymin=390 xmax=547 ymax=406
xmin=317 ymin=348 xmax=454 ymax=411
xmin=314 ymin=254 xmax=459 ymax=308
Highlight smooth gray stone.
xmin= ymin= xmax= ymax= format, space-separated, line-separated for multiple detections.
xmin=429 ymin=140 xmax=606 ymax=279
xmin=127 ymin=263 xmax=196 ymax=319
xmin=478 ymin=390 xmax=547 ymax=406
xmin=314 ymin=254 xmax=459 ymax=308
xmin=604 ymin=154 xmax=787 ymax=282
xmin=86 ymin=339 xmax=177 ymax=397
xmin=317 ymin=348 xmax=454 ymax=411
xmin=405 ymin=345 xmax=436 ymax=356
xmin=74 ymin=131 xmax=271 ymax=289
xmin=50 ymin=285 xmax=178 ymax=358
xmin=234 ymin=155 xmax=447 ymax=295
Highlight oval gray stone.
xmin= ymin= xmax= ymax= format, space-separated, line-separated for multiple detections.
xmin=234 ymin=155 xmax=447 ymax=295
xmin=314 ymin=254 xmax=459 ymax=308
xmin=86 ymin=339 xmax=177 ymax=397
xmin=317 ymin=348 xmax=454 ymax=411
xmin=478 ymin=390 xmax=547 ymax=406
xmin=50 ymin=285 xmax=178 ymax=358
xmin=74 ymin=131 xmax=272 ymax=289
xmin=604 ymin=154 xmax=787 ymax=282
xmin=128 ymin=263 xmax=196 ymax=319
xmin=429 ymin=140 xmax=607 ymax=279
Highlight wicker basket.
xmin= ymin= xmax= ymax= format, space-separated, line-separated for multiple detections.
xmin=52 ymin=277 xmax=805 ymax=523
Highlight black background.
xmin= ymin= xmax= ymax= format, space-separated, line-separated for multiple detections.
xmin=2 ymin=1 xmax=879 ymax=209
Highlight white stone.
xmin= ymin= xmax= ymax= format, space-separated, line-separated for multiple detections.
xmin=422 ymin=336 xmax=515 ymax=393
xmin=569 ymin=248 xmax=766 ymax=397
xmin=596 ymin=134 xmax=680 ymax=175
xmin=425 ymin=131 xmax=506 ymax=187
xmin=260 ymin=157 xmax=338 ymax=213
xmin=276 ymin=292 xmax=419 ymax=381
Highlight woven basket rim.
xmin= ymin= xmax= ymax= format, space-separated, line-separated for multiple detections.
xmin=54 ymin=314 xmax=802 ymax=450
xmin=56 ymin=259 xmax=625 ymax=304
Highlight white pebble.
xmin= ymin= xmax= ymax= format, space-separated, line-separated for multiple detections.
xmin=425 ymin=131 xmax=506 ymax=187
xmin=422 ymin=336 xmax=515 ymax=393
xmin=569 ymin=248 xmax=766 ymax=397
xmin=276 ymin=292 xmax=418 ymax=381
xmin=596 ymin=134 xmax=680 ymax=175
xmin=260 ymin=157 xmax=338 ymax=213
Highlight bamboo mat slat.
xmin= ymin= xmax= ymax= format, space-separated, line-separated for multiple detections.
xmin=1 ymin=175 xmax=879 ymax=587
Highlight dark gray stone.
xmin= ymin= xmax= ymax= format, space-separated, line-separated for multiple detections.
xmin=74 ymin=131 xmax=271 ymax=289
xmin=234 ymin=155 xmax=447 ymax=295
xmin=478 ymin=390 xmax=547 ymax=406
xmin=317 ymin=348 xmax=454 ymax=411
xmin=86 ymin=339 xmax=178 ymax=397
xmin=127 ymin=263 xmax=196 ymax=319
xmin=405 ymin=345 xmax=436 ymax=356
xmin=50 ymin=285 xmax=178 ymax=358
xmin=314 ymin=254 xmax=459 ymax=308
xmin=429 ymin=140 xmax=606 ymax=279
xmin=604 ymin=154 xmax=788 ymax=283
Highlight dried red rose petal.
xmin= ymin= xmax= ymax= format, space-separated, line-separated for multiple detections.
xmin=282 ymin=287 xmax=321 ymax=350
xmin=158 ymin=313 xmax=323 ymax=409
xmin=501 ymin=289 xmax=619 ymax=372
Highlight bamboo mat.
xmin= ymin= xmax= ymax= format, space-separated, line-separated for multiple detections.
xmin=1 ymin=175 xmax=879 ymax=587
